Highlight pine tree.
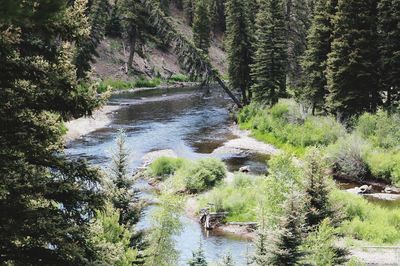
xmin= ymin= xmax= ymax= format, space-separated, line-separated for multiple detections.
xmin=188 ymin=240 xmax=208 ymax=266
xmin=302 ymin=149 xmax=348 ymax=265
xmin=285 ymin=0 xmax=313 ymax=91
xmin=207 ymin=0 xmax=226 ymax=33
xmin=326 ymin=0 xmax=380 ymax=119
xmin=303 ymin=148 xmax=336 ymax=230
xmin=193 ymin=0 xmax=211 ymax=53
xmin=218 ymin=252 xmax=235 ymax=266
xmin=258 ymin=193 xmax=305 ymax=265
xmin=378 ymin=0 xmax=400 ymax=109
xmin=144 ymin=193 xmax=183 ymax=266
xmin=0 ymin=0 xmax=105 ymax=263
xmin=184 ymin=0 xmax=195 ymax=25
xmin=301 ymin=219 xmax=345 ymax=266
xmin=225 ymin=0 xmax=253 ymax=104
xmin=106 ymin=0 xmax=123 ymax=37
xmin=301 ymin=0 xmax=337 ymax=112
xmin=109 ymin=130 xmax=143 ymax=227
xmin=251 ymin=0 xmax=287 ymax=105
xmin=76 ymin=0 xmax=110 ymax=79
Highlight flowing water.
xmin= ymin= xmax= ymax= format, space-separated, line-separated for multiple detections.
xmin=66 ymin=86 xmax=399 ymax=265
xmin=66 ymin=87 xmax=258 ymax=265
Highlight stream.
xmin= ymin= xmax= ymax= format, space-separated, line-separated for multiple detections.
xmin=66 ymin=86 xmax=399 ymax=265
xmin=66 ymin=87 xmax=258 ymax=265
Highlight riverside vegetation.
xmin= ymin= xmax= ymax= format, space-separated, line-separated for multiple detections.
xmin=2 ymin=0 xmax=400 ymax=265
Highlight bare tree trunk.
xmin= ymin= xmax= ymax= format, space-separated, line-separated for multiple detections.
xmin=127 ymin=27 xmax=137 ymax=70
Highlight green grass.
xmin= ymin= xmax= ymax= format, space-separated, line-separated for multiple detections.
xmin=148 ymin=157 xmax=186 ymax=178
xmin=167 ymin=74 xmax=190 ymax=83
xmin=331 ymin=190 xmax=400 ymax=244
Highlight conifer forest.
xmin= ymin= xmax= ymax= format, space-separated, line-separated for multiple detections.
xmin=1 ymin=0 xmax=400 ymax=265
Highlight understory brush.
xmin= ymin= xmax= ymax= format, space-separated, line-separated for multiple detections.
xmin=239 ymin=101 xmax=345 ymax=155
xmin=239 ymin=101 xmax=400 ymax=185
xmin=331 ymin=190 xmax=400 ymax=244
xmin=149 ymin=157 xmax=227 ymax=193
xmin=197 ymin=154 xmax=302 ymax=222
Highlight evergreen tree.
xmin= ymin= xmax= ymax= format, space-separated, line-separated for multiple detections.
xmin=76 ymin=0 xmax=110 ymax=79
xmin=0 ymin=0 xmax=105 ymax=263
xmin=378 ymin=0 xmax=400 ymax=109
xmin=109 ymin=130 xmax=142 ymax=227
xmin=326 ymin=0 xmax=380 ymax=119
xmin=144 ymin=193 xmax=183 ymax=266
xmin=188 ymin=240 xmax=208 ymax=266
xmin=218 ymin=253 xmax=235 ymax=266
xmin=301 ymin=0 xmax=337 ymax=112
xmin=207 ymin=0 xmax=226 ymax=33
xmin=251 ymin=0 xmax=287 ymax=105
xmin=303 ymin=148 xmax=336 ymax=230
xmin=184 ymin=0 xmax=195 ymax=25
xmin=193 ymin=0 xmax=211 ymax=53
xmin=89 ymin=204 xmax=138 ymax=265
xmin=285 ymin=0 xmax=313 ymax=91
xmin=106 ymin=0 xmax=123 ymax=37
xmin=225 ymin=0 xmax=253 ymax=104
xmin=301 ymin=219 xmax=342 ymax=266
xmin=259 ymin=193 xmax=305 ymax=265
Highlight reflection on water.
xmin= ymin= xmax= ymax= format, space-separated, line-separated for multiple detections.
xmin=66 ymin=87 xmax=256 ymax=264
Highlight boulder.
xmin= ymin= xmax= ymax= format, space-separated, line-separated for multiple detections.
xmin=239 ymin=166 xmax=251 ymax=173
xmin=359 ymin=185 xmax=372 ymax=194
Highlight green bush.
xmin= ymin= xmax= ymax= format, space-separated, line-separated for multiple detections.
xmin=149 ymin=157 xmax=185 ymax=178
xmin=325 ymin=134 xmax=370 ymax=181
xmin=181 ymin=158 xmax=227 ymax=193
xmin=331 ymin=190 xmax=400 ymax=244
xmin=356 ymin=111 xmax=400 ymax=149
xmin=134 ymin=78 xmax=161 ymax=88
xmin=364 ymin=151 xmax=400 ymax=185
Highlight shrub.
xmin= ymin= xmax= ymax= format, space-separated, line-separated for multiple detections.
xmin=326 ymin=134 xmax=370 ymax=181
xmin=365 ymin=151 xmax=400 ymax=185
xmin=172 ymin=158 xmax=226 ymax=193
xmin=356 ymin=111 xmax=400 ymax=149
xmin=331 ymin=190 xmax=400 ymax=244
xmin=134 ymin=78 xmax=161 ymax=88
xmin=149 ymin=157 xmax=185 ymax=178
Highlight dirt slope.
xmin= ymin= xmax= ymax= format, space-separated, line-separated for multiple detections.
xmin=92 ymin=5 xmax=227 ymax=81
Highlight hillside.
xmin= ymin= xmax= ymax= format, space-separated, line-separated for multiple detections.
xmin=92 ymin=5 xmax=227 ymax=82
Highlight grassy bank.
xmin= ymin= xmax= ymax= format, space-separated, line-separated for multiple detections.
xmin=238 ymin=100 xmax=400 ymax=186
xmin=96 ymin=74 xmax=191 ymax=93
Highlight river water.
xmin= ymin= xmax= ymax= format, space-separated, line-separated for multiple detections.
xmin=66 ymin=87 xmax=257 ymax=265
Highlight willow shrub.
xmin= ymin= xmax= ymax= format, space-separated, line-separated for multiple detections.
xmin=148 ymin=157 xmax=186 ymax=178
xmin=331 ymin=190 xmax=400 ymax=244
xmin=197 ymin=154 xmax=302 ymax=222
xmin=238 ymin=101 xmax=345 ymax=155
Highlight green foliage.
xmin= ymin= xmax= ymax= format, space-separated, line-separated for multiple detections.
xmin=378 ymin=0 xmax=400 ymax=109
xmin=89 ymin=204 xmax=138 ymax=265
xmin=192 ymin=0 xmax=211 ymax=53
xmin=239 ymin=102 xmax=345 ymax=155
xmin=198 ymin=154 xmax=302 ymax=223
xmin=178 ymin=158 xmax=227 ymax=193
xmin=217 ymin=253 xmax=235 ymax=266
xmin=326 ymin=0 xmax=380 ymax=118
xmin=325 ymin=134 xmax=370 ymax=181
xmin=251 ymin=0 xmax=287 ymax=105
xmin=97 ymin=78 xmax=162 ymax=91
xmin=145 ymin=193 xmax=184 ymax=266
xmin=301 ymin=0 xmax=337 ymax=110
xmin=188 ymin=241 xmax=208 ymax=266
xmin=331 ymin=190 xmax=400 ymax=244
xmin=149 ymin=157 xmax=186 ymax=177
xmin=256 ymin=193 xmax=305 ymax=265
xmin=301 ymin=219 xmax=345 ymax=266
xmin=225 ymin=0 xmax=253 ymax=104
xmin=0 ymin=0 xmax=105 ymax=263
xmin=356 ymin=111 xmax=400 ymax=149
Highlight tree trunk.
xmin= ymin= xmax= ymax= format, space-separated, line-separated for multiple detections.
xmin=127 ymin=27 xmax=137 ymax=69
xmin=215 ymin=76 xmax=243 ymax=108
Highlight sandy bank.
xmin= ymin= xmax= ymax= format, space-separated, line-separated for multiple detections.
xmin=212 ymin=125 xmax=280 ymax=156
xmin=64 ymin=105 xmax=121 ymax=142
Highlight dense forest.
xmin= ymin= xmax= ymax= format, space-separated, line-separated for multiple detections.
xmin=1 ymin=0 xmax=400 ymax=265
